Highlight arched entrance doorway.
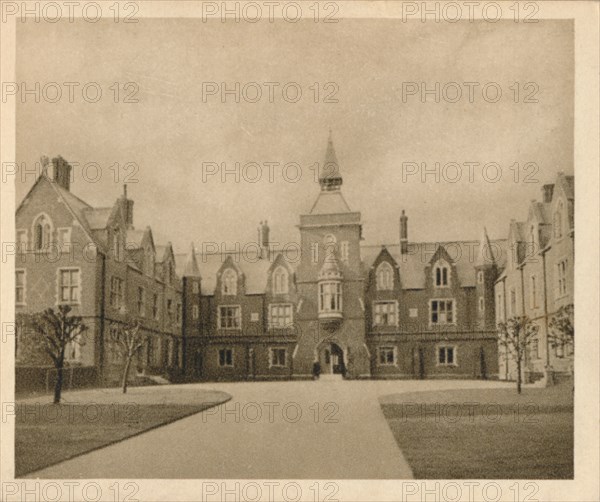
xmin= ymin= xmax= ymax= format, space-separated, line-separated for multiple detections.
xmin=318 ymin=343 xmax=346 ymax=376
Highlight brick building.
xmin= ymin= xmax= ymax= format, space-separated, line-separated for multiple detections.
xmin=175 ymin=135 xmax=507 ymax=381
xmin=18 ymin=138 xmax=574 ymax=385
xmin=494 ymin=173 xmax=575 ymax=383
xmin=15 ymin=157 xmax=191 ymax=389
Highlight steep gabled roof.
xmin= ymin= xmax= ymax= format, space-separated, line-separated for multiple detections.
xmin=44 ymin=177 xmax=102 ymax=250
xmin=174 ymin=252 xmax=274 ymax=295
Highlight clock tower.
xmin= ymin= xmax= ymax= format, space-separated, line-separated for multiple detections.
xmin=294 ymin=133 xmax=370 ymax=379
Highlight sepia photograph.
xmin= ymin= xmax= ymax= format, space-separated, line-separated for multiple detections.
xmin=1 ymin=1 xmax=598 ymax=501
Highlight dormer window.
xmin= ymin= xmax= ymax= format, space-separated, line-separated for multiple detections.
xmin=272 ymin=266 xmax=288 ymax=294
xmin=376 ymin=262 xmax=394 ymax=291
xmin=33 ymin=214 xmax=53 ymax=250
xmin=222 ymin=268 xmax=237 ymax=295
xmin=434 ymin=261 xmax=450 ymax=287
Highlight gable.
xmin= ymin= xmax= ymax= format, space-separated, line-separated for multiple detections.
xmin=16 ymin=177 xmax=95 ymax=248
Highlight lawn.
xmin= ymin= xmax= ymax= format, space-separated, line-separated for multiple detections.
xmin=380 ymin=383 xmax=574 ymax=479
xmin=15 ymin=387 xmax=230 ymax=477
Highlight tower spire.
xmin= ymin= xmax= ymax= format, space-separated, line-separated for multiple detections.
xmin=320 ymin=130 xmax=342 ymax=191
xmin=476 ymin=227 xmax=495 ymax=267
xmin=183 ymin=242 xmax=201 ymax=277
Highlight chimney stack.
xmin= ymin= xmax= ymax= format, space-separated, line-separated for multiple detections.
xmin=541 ymin=184 xmax=554 ymax=203
xmin=400 ymin=210 xmax=408 ymax=254
xmin=121 ymin=184 xmax=134 ymax=228
xmin=52 ymin=156 xmax=72 ymax=191
xmin=259 ymin=220 xmax=270 ymax=259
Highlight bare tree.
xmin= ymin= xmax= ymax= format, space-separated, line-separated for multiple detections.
xmin=18 ymin=305 xmax=87 ymax=404
xmin=497 ymin=316 xmax=539 ymax=394
xmin=109 ymin=318 xmax=147 ymax=393
xmin=548 ymin=304 xmax=574 ymax=356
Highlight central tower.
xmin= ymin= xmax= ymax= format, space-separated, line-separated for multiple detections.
xmin=293 ymin=132 xmax=370 ymax=379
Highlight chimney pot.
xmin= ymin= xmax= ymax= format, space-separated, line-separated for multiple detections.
xmin=400 ymin=210 xmax=408 ymax=254
xmin=259 ymin=220 xmax=270 ymax=259
xmin=541 ymin=184 xmax=554 ymax=203
xmin=52 ymin=156 xmax=72 ymax=191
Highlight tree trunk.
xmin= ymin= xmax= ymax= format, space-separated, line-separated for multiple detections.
xmin=54 ymin=359 xmax=64 ymax=404
xmin=516 ymin=356 xmax=522 ymax=394
xmin=122 ymin=356 xmax=132 ymax=394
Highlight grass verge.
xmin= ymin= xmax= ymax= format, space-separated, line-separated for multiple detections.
xmin=16 ymin=400 xmax=226 ymax=477
xmin=380 ymin=383 xmax=574 ymax=479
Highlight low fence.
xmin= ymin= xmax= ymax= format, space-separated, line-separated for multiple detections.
xmin=16 ymin=365 xmax=99 ymax=394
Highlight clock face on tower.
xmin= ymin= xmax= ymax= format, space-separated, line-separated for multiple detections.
xmin=323 ymin=234 xmax=337 ymax=254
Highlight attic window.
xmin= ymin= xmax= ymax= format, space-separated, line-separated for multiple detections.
xmin=376 ymin=262 xmax=393 ymax=291
xmin=272 ymin=266 xmax=288 ymax=294
xmin=434 ymin=261 xmax=450 ymax=287
xmin=222 ymin=268 xmax=237 ymax=295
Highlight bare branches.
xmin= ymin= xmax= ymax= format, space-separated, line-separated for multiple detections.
xmin=497 ymin=315 xmax=539 ymax=394
xmin=22 ymin=306 xmax=87 ymax=364
xmin=548 ymin=304 xmax=574 ymax=352
xmin=18 ymin=305 xmax=88 ymax=403
xmin=109 ymin=316 xmax=148 ymax=393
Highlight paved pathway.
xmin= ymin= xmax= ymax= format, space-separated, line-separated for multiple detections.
xmin=27 ymin=379 xmax=511 ymax=479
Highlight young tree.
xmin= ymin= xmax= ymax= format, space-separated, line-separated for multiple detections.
xmin=497 ymin=315 xmax=539 ymax=394
xmin=110 ymin=318 xmax=147 ymax=393
xmin=19 ymin=305 xmax=87 ymax=404
xmin=548 ymin=304 xmax=574 ymax=356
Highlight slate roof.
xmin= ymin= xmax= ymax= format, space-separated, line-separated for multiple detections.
xmin=155 ymin=245 xmax=170 ymax=263
xmin=173 ymin=236 xmax=508 ymax=294
xmin=309 ymin=190 xmax=352 ymax=215
xmin=125 ymin=229 xmax=146 ymax=248
xmin=83 ymin=207 xmax=114 ymax=230
xmin=361 ymin=240 xmax=508 ymax=289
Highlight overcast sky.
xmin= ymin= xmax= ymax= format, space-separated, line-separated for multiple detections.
xmin=16 ymin=18 xmax=573 ymax=253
